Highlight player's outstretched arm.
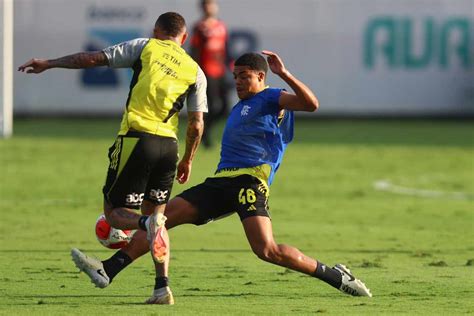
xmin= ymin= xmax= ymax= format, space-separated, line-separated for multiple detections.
xmin=176 ymin=111 xmax=204 ymax=184
xmin=18 ymin=51 xmax=109 ymax=74
xmin=262 ymin=50 xmax=318 ymax=112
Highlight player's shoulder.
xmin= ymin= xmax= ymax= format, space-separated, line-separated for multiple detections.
xmin=125 ymin=38 xmax=151 ymax=48
xmin=261 ymin=87 xmax=283 ymax=100
xmin=193 ymin=20 xmax=206 ymax=31
xmin=112 ymin=38 xmax=151 ymax=55
xmin=131 ymin=37 xmax=151 ymax=43
xmin=217 ymin=19 xmax=227 ymax=29
xmin=255 ymin=88 xmax=283 ymax=110
xmin=264 ymin=87 xmax=283 ymax=94
xmin=184 ymin=54 xmax=201 ymax=73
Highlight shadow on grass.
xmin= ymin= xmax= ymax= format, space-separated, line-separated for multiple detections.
xmin=0 ymin=248 xmax=469 ymax=254
xmin=10 ymin=295 xmax=145 ymax=299
xmin=9 ymin=118 xmax=474 ymax=147
xmin=3 ymin=294 xmax=148 ymax=306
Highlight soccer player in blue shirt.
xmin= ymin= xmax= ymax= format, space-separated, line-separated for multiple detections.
xmin=73 ymin=51 xmax=372 ymax=304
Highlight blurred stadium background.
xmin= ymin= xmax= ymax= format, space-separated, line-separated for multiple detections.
xmin=0 ymin=1 xmax=473 ymax=314
xmin=1 ymin=0 xmax=473 ymax=120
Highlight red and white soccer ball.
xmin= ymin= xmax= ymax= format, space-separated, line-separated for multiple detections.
xmin=95 ymin=214 xmax=135 ymax=249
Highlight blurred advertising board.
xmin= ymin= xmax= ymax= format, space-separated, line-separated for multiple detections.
xmin=13 ymin=0 xmax=473 ymax=116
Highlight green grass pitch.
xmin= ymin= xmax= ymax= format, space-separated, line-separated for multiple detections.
xmin=0 ymin=118 xmax=473 ymax=315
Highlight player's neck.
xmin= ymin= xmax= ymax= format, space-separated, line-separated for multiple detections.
xmin=253 ymin=85 xmax=267 ymax=94
xmin=242 ymin=87 xmax=267 ymax=100
xmin=154 ymin=28 xmax=182 ymax=45
xmin=203 ymin=16 xmax=217 ymax=23
xmin=155 ymin=36 xmax=181 ymax=45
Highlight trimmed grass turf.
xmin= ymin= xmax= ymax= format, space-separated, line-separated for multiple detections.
xmin=0 ymin=118 xmax=473 ymax=315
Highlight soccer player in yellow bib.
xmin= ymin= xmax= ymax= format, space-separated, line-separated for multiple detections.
xmin=19 ymin=12 xmax=208 ymax=302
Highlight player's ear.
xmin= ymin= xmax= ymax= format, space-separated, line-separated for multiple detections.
xmin=180 ymin=32 xmax=188 ymax=45
xmin=257 ymin=71 xmax=265 ymax=82
xmin=153 ymin=27 xmax=159 ymax=38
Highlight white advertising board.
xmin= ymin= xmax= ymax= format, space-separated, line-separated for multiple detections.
xmin=13 ymin=0 xmax=474 ymax=116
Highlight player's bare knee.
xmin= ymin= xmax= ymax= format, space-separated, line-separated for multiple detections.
xmin=103 ymin=199 xmax=113 ymax=213
xmin=103 ymin=208 xmax=122 ymax=228
xmin=253 ymin=243 xmax=280 ymax=263
xmin=141 ymin=200 xmax=163 ymax=216
xmin=103 ymin=207 xmax=114 ymax=223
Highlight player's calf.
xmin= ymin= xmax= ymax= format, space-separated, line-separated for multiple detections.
xmin=252 ymin=243 xmax=281 ymax=264
xmin=140 ymin=212 xmax=168 ymax=263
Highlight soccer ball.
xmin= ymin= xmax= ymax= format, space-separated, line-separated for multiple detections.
xmin=95 ymin=214 xmax=135 ymax=249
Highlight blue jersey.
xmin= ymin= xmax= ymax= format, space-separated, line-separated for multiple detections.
xmin=216 ymin=87 xmax=294 ymax=185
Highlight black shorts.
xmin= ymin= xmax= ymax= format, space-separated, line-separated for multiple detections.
xmin=177 ymin=175 xmax=270 ymax=225
xmin=102 ymin=131 xmax=178 ymax=209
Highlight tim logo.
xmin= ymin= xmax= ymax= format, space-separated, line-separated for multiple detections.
xmin=150 ymin=189 xmax=169 ymax=203
xmin=125 ymin=192 xmax=144 ymax=206
xmin=82 ymin=29 xmax=141 ymax=87
xmin=241 ymin=105 xmax=251 ymax=116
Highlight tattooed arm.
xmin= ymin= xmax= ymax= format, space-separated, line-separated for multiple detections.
xmin=18 ymin=51 xmax=109 ymax=74
xmin=176 ymin=111 xmax=204 ymax=184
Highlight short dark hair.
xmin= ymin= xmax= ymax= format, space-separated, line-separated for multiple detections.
xmin=155 ymin=12 xmax=186 ymax=37
xmin=201 ymin=0 xmax=216 ymax=5
xmin=234 ymin=53 xmax=268 ymax=74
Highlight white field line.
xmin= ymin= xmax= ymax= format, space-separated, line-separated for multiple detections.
xmin=373 ymin=180 xmax=474 ymax=200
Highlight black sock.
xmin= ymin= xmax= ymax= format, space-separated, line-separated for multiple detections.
xmin=154 ymin=276 xmax=169 ymax=290
xmin=312 ymin=261 xmax=342 ymax=289
xmin=138 ymin=215 xmax=149 ymax=231
xmin=102 ymin=250 xmax=133 ymax=281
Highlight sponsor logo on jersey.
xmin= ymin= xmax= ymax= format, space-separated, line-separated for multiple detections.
xmin=241 ymin=105 xmax=251 ymax=116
